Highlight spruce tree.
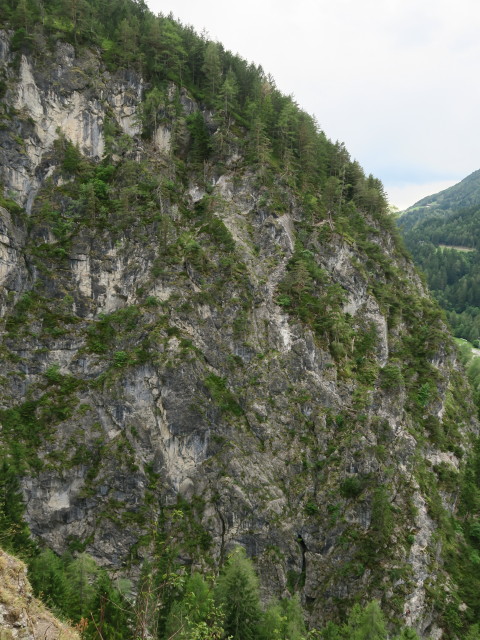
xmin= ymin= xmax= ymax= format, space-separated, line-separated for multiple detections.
xmin=344 ymin=601 xmax=388 ymax=640
xmin=64 ymin=553 xmax=99 ymax=619
xmin=165 ymin=572 xmax=224 ymax=640
xmin=28 ymin=549 xmax=69 ymax=615
xmin=259 ymin=595 xmax=307 ymax=640
xmin=215 ymin=547 xmax=262 ymax=640
xmin=86 ymin=571 xmax=133 ymax=640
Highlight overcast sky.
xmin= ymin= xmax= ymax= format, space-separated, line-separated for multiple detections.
xmin=146 ymin=0 xmax=480 ymax=209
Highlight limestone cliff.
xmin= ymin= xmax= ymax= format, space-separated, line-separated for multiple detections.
xmin=0 ymin=27 xmax=477 ymax=637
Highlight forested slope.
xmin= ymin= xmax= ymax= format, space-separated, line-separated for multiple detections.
xmin=399 ymin=173 xmax=480 ymax=341
xmin=0 ymin=1 xmax=480 ymax=638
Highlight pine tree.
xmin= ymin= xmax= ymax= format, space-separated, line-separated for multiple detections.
xmin=165 ymin=572 xmax=224 ymax=640
xmin=65 ymin=553 xmax=99 ymax=619
xmin=186 ymin=111 xmax=211 ymax=167
xmin=28 ymin=549 xmax=69 ymax=614
xmin=259 ymin=595 xmax=307 ymax=640
xmin=202 ymin=42 xmax=222 ymax=98
xmin=215 ymin=547 xmax=262 ymax=640
xmin=219 ymin=68 xmax=239 ymax=119
xmin=344 ymin=600 xmax=388 ymax=640
xmin=86 ymin=571 xmax=133 ymax=640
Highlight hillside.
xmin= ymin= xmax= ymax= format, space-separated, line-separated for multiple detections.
xmin=0 ymin=548 xmax=80 ymax=640
xmin=400 ymin=169 xmax=480 ymax=233
xmin=398 ymin=174 xmax=480 ymax=341
xmin=0 ymin=1 xmax=480 ymax=638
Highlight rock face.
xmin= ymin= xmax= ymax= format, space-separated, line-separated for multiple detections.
xmin=0 ymin=30 xmax=141 ymax=213
xmin=0 ymin=548 xmax=79 ymax=640
xmin=0 ymin=29 xmax=477 ymax=636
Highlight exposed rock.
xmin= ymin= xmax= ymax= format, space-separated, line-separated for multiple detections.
xmin=0 ymin=26 xmax=477 ymax=638
xmin=0 ymin=548 xmax=79 ymax=640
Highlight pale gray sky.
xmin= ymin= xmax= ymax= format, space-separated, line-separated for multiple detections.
xmin=146 ymin=0 xmax=480 ymax=209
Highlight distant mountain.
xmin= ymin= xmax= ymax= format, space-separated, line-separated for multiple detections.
xmin=400 ymin=169 xmax=480 ymax=236
xmin=398 ymin=171 xmax=480 ymax=340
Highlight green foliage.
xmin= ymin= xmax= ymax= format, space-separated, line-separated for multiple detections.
xmin=0 ymin=460 xmax=35 ymax=557
xmin=165 ymin=573 xmax=224 ymax=640
xmin=399 ymin=174 xmax=480 ymax=341
xmin=215 ymin=547 xmax=262 ymax=640
xmin=277 ymin=245 xmax=352 ymax=358
xmin=0 ymin=2 xmax=458 ymax=637
xmin=186 ymin=112 xmax=211 ymax=167
xmin=61 ymin=140 xmax=84 ymax=173
xmin=86 ymin=306 xmax=141 ymax=361
xmin=0 ymin=193 xmax=23 ymax=215
xmin=259 ymin=595 xmax=307 ymax=640
xmin=28 ymin=550 xmax=133 ymax=639
xmin=0 ymin=391 xmax=77 ymax=470
xmin=201 ymin=216 xmax=236 ymax=252
xmin=344 ymin=600 xmax=388 ymax=640
xmin=370 ymin=487 xmax=394 ymax=548
xmin=0 ymin=0 xmax=392 ymax=229
xmin=340 ymin=476 xmax=366 ymax=499
xmin=380 ymin=364 xmax=404 ymax=390
xmin=204 ymin=374 xmax=243 ymax=416
xmin=87 ymin=570 xmax=133 ymax=640
xmin=28 ymin=549 xmax=69 ymax=613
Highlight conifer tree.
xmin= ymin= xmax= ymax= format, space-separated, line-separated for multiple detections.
xmin=344 ymin=600 xmax=388 ymax=640
xmin=65 ymin=553 xmax=99 ymax=619
xmin=215 ymin=547 xmax=262 ymax=640
xmin=202 ymin=42 xmax=223 ymax=98
xmin=165 ymin=572 xmax=224 ymax=640
xmin=219 ymin=68 xmax=239 ymax=119
xmin=28 ymin=549 xmax=69 ymax=614
xmin=259 ymin=595 xmax=307 ymax=640
xmin=0 ymin=460 xmax=34 ymax=556
xmin=86 ymin=571 xmax=133 ymax=640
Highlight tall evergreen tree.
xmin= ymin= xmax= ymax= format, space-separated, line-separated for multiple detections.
xmin=202 ymin=42 xmax=222 ymax=98
xmin=215 ymin=547 xmax=262 ymax=640
xmin=344 ymin=600 xmax=388 ymax=640
xmin=28 ymin=549 xmax=69 ymax=614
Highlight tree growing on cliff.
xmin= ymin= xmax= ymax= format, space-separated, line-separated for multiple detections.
xmin=215 ymin=547 xmax=262 ymax=640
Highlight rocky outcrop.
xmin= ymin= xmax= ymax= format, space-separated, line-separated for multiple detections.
xmin=0 ymin=29 xmax=477 ymax=637
xmin=0 ymin=30 xmax=143 ymax=212
xmin=0 ymin=549 xmax=79 ymax=640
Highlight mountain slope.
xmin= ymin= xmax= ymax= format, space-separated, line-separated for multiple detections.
xmin=398 ymin=174 xmax=480 ymax=341
xmin=0 ymin=548 xmax=80 ymax=640
xmin=400 ymin=169 xmax=480 ymax=233
xmin=0 ymin=4 xmax=479 ymax=638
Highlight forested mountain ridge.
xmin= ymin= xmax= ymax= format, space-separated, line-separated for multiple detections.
xmin=398 ymin=174 xmax=480 ymax=341
xmin=0 ymin=1 xmax=480 ymax=638
xmin=400 ymin=169 xmax=480 ymax=233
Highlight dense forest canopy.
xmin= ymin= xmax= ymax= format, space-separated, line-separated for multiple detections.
xmin=399 ymin=176 xmax=480 ymax=341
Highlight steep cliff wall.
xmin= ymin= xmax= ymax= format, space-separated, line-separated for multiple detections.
xmin=0 ymin=30 xmax=477 ymax=636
